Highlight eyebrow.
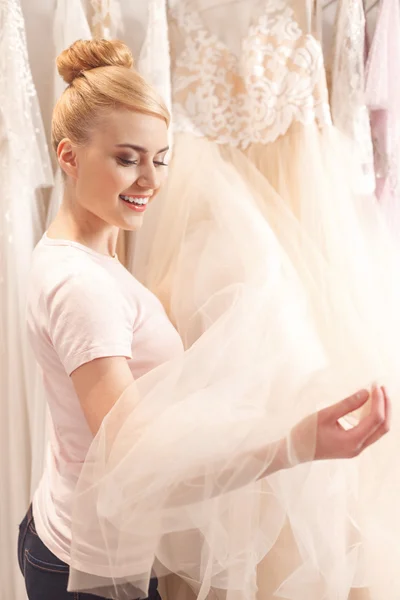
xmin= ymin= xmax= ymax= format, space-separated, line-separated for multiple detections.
xmin=115 ymin=143 xmax=169 ymax=154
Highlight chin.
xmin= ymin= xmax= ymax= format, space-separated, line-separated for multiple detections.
xmin=121 ymin=215 xmax=145 ymax=232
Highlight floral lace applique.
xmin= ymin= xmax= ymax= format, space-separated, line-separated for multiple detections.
xmin=169 ymin=0 xmax=331 ymax=148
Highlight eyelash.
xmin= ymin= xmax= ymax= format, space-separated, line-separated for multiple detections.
xmin=117 ymin=158 xmax=168 ymax=167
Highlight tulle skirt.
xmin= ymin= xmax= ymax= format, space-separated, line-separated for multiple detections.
xmin=69 ymin=128 xmax=400 ymax=600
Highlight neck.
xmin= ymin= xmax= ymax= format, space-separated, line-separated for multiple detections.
xmin=47 ymin=188 xmax=119 ymax=258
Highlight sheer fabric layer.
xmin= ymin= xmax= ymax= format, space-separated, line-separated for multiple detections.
xmin=69 ymin=134 xmax=400 ymax=600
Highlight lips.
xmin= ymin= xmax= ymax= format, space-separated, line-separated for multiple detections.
xmin=119 ymin=194 xmax=150 ymax=213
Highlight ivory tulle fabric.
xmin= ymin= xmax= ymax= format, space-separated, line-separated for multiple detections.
xmin=68 ymin=142 xmax=400 ymax=600
xmin=66 ymin=1 xmax=400 ymax=599
xmin=69 ymin=143 xmax=400 ymax=599
xmin=67 ymin=134 xmax=400 ymax=600
xmin=68 ymin=190 xmax=326 ymax=598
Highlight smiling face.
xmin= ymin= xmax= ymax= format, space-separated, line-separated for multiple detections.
xmin=57 ymin=108 xmax=169 ymax=231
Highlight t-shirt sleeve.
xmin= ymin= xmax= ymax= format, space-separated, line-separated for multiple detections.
xmin=45 ymin=268 xmax=134 ymax=376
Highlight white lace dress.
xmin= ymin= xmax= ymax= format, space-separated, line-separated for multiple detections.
xmin=134 ymin=0 xmax=333 ymax=319
xmin=330 ymin=0 xmax=375 ymax=194
xmin=0 ymin=1 xmax=53 ymax=598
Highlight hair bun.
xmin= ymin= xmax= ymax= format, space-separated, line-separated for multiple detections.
xmin=57 ymin=39 xmax=134 ymax=85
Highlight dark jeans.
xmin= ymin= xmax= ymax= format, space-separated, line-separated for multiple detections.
xmin=18 ymin=505 xmax=161 ymax=600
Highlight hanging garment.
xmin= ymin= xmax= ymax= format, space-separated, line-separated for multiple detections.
xmin=89 ymin=0 xmax=129 ymax=265
xmin=330 ymin=0 xmax=375 ymax=194
xmin=365 ymin=0 xmax=400 ymax=231
xmin=45 ymin=0 xmax=91 ymax=228
xmin=0 ymin=0 xmax=53 ymax=599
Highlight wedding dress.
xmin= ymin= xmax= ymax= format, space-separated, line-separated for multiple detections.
xmin=133 ymin=0 xmax=334 ymax=319
xmin=65 ymin=2 xmax=400 ymax=600
xmin=365 ymin=0 xmax=400 ymax=231
xmin=133 ymin=0 xmax=397 ymax=359
xmin=330 ymin=0 xmax=375 ymax=194
xmin=0 ymin=0 xmax=53 ymax=598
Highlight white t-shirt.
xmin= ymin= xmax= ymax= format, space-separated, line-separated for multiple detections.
xmin=27 ymin=234 xmax=184 ymax=564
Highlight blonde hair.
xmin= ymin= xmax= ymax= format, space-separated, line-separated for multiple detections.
xmin=51 ymin=39 xmax=170 ymax=153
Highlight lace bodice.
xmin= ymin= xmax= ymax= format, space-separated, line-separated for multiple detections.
xmin=169 ymin=0 xmax=332 ymax=149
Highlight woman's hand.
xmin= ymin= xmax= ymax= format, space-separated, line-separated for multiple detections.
xmin=292 ymin=385 xmax=391 ymax=463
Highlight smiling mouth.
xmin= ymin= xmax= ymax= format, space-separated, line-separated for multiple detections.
xmin=119 ymin=194 xmax=150 ymax=213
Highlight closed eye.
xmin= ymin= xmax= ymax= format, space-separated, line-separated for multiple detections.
xmin=117 ymin=157 xmax=168 ymax=167
xmin=117 ymin=157 xmax=137 ymax=166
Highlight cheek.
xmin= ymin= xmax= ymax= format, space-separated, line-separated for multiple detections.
xmin=79 ymin=159 xmax=132 ymax=203
xmin=101 ymin=166 xmax=127 ymax=197
xmin=102 ymin=162 xmax=140 ymax=196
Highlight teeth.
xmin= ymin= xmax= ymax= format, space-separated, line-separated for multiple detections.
xmin=120 ymin=195 xmax=149 ymax=206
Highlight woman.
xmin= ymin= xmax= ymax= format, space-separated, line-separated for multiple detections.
xmin=18 ymin=39 xmax=390 ymax=600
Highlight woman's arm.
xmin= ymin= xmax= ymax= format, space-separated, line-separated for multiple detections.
xmin=71 ymin=357 xmax=390 ymax=501
xmin=260 ymin=384 xmax=390 ymax=476
xmin=71 ymin=356 xmax=135 ymax=435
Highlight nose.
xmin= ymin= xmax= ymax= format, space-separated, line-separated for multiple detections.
xmin=136 ymin=162 xmax=160 ymax=191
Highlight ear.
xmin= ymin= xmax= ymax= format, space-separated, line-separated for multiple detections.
xmin=57 ymin=138 xmax=79 ymax=179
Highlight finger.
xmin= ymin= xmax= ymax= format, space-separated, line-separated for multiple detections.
xmin=345 ymin=385 xmax=385 ymax=450
xmin=357 ymin=390 xmax=391 ymax=451
xmin=323 ymin=389 xmax=369 ymax=421
xmin=382 ymin=386 xmax=392 ymax=428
